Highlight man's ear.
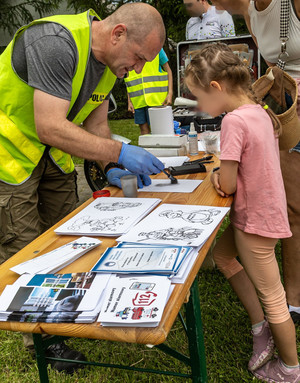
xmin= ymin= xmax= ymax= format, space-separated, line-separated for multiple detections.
xmin=111 ymin=24 xmax=127 ymax=45
xmin=210 ymin=80 xmax=222 ymax=91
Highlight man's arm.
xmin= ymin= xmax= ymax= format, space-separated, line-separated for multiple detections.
xmin=162 ymin=62 xmax=173 ymax=106
xmin=83 ymin=99 xmax=117 ymax=171
xmin=34 ymin=89 xmax=122 ymax=162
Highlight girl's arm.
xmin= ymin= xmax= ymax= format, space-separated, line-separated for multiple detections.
xmin=210 ymin=160 xmax=238 ymax=197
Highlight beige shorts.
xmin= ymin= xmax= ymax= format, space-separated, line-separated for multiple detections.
xmin=0 ymin=153 xmax=78 ymax=264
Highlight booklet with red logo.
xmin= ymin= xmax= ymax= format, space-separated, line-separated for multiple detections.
xmin=97 ymin=275 xmax=172 ymax=327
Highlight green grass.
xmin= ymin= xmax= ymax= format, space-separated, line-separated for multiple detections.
xmin=1 ymin=122 xmax=298 ymax=382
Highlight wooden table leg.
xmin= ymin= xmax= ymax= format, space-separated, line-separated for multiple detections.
xmin=185 ymin=278 xmax=207 ymax=383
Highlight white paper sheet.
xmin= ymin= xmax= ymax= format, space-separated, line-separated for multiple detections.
xmin=55 ymin=197 xmax=161 ymax=236
xmin=10 ymin=237 xmax=101 ymax=275
xmin=157 ymin=156 xmax=189 ymax=168
xmin=198 ymin=140 xmax=206 ymax=152
xmin=138 ymin=179 xmax=202 ymax=193
xmin=118 ymin=203 xmax=230 ymax=247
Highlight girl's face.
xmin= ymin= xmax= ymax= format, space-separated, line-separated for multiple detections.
xmin=185 ymin=77 xmax=227 ymax=117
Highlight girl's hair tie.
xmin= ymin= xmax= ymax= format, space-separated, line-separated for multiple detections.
xmin=263 ymin=104 xmax=269 ymax=110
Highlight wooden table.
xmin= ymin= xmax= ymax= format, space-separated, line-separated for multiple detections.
xmin=0 ymin=154 xmax=231 ymax=382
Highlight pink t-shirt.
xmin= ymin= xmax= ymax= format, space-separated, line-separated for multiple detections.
xmin=220 ymin=104 xmax=291 ymax=238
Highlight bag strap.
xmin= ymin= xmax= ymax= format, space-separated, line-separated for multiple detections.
xmin=277 ymin=0 xmax=290 ymax=69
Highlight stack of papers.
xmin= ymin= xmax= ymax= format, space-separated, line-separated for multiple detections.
xmin=115 ymin=242 xmax=201 ymax=284
xmin=54 ymin=197 xmax=161 ymax=236
xmin=117 ymin=203 xmax=230 ymax=247
xmin=97 ymin=275 xmax=171 ymax=327
xmin=10 ymin=237 xmax=101 ymax=275
xmin=91 ymin=243 xmax=192 ymax=276
xmin=0 ymin=272 xmax=110 ymax=323
xmin=91 ymin=242 xmax=201 ymax=284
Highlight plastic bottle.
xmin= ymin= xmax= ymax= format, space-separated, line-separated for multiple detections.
xmin=188 ymin=122 xmax=198 ymax=156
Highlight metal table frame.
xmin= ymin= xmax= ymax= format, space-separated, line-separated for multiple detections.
xmin=33 ymin=278 xmax=207 ymax=383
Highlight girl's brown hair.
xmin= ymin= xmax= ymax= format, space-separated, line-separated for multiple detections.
xmin=185 ymin=42 xmax=281 ymax=137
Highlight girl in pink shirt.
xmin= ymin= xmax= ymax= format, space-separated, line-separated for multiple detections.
xmin=185 ymin=43 xmax=299 ymax=383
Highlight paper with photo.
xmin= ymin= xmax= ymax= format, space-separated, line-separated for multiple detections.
xmin=138 ymin=179 xmax=202 ymax=193
xmin=0 ymin=272 xmax=111 ymax=323
xmin=117 ymin=203 xmax=230 ymax=247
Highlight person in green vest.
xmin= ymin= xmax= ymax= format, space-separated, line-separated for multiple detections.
xmin=0 ymin=2 xmax=165 ymax=373
xmin=126 ymin=48 xmax=173 ymax=135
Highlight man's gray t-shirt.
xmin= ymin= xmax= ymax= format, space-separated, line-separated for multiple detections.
xmin=12 ymin=20 xmax=112 ymax=122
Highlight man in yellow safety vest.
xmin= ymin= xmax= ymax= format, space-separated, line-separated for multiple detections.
xmin=0 ymin=2 xmax=165 ymax=373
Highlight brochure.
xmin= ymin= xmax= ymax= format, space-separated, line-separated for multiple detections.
xmin=98 ymin=275 xmax=171 ymax=327
xmin=92 ymin=246 xmax=182 ymax=274
xmin=115 ymin=242 xmax=192 ymax=275
xmin=0 ymin=272 xmax=111 ymax=323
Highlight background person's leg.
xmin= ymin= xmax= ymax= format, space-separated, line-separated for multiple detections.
xmin=134 ymin=107 xmax=151 ymax=135
xmin=139 ymin=122 xmax=150 ymax=135
xmin=280 ymin=150 xmax=300 ymax=316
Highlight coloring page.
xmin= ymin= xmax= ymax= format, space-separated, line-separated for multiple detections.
xmin=55 ymin=197 xmax=161 ymax=236
xmin=118 ymin=204 xmax=230 ymax=247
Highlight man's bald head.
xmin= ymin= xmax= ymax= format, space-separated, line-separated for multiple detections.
xmin=106 ymin=3 xmax=165 ymax=45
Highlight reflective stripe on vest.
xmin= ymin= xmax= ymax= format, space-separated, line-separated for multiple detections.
xmin=124 ymin=55 xmax=168 ymax=109
xmin=0 ymin=10 xmax=116 ymax=185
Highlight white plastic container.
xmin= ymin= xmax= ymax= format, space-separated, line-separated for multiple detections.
xmin=188 ymin=122 xmax=198 ymax=156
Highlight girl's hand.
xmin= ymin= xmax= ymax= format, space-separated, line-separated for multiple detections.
xmin=210 ymin=171 xmax=229 ymax=197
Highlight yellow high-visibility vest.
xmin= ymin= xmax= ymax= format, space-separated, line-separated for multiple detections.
xmin=124 ymin=55 xmax=168 ymax=109
xmin=0 ymin=10 xmax=116 ymax=185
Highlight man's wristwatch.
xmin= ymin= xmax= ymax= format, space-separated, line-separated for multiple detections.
xmin=104 ymin=162 xmax=125 ymax=174
xmin=212 ymin=167 xmax=220 ymax=173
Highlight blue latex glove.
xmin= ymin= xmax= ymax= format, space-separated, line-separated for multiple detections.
xmin=118 ymin=143 xmax=164 ymax=175
xmin=106 ymin=168 xmax=152 ymax=189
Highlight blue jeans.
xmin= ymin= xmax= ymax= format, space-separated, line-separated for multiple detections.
xmin=134 ymin=106 xmax=150 ymax=125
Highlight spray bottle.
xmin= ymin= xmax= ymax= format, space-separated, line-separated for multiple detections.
xmin=188 ymin=122 xmax=198 ymax=156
